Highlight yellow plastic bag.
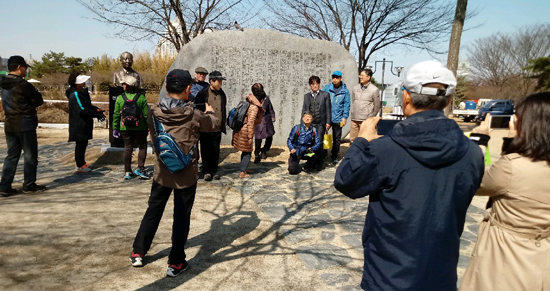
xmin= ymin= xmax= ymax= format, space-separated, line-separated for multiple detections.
xmin=323 ymin=134 xmax=332 ymax=150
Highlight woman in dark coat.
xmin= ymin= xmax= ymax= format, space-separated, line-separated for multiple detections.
xmin=253 ymin=83 xmax=276 ymax=163
xmin=66 ymin=72 xmax=105 ymax=172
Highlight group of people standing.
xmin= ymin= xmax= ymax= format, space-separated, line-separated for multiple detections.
xmin=2 ymin=53 xmax=548 ymax=290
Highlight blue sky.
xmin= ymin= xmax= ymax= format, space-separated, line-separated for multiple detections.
xmin=1 ymin=0 xmax=548 ymax=83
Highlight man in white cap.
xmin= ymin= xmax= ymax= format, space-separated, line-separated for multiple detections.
xmin=112 ymin=75 xmax=149 ymax=180
xmin=335 ymin=61 xmax=485 ymax=291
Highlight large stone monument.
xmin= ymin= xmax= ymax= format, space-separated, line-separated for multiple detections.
xmin=160 ymin=29 xmax=358 ymax=145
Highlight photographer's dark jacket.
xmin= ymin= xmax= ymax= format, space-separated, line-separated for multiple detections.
xmin=66 ymin=87 xmax=102 ymax=142
xmin=0 ymin=74 xmax=43 ymax=132
xmin=335 ymin=110 xmax=484 ymax=291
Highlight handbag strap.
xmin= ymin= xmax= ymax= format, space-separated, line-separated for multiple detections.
xmin=74 ymin=92 xmax=85 ymax=110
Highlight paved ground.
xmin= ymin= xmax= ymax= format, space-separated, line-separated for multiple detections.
xmin=0 ymin=124 xmax=506 ymax=291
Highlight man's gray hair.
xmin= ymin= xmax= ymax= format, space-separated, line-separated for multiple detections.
xmin=409 ymin=92 xmax=450 ymax=111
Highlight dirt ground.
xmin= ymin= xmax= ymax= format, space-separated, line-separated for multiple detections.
xmin=0 ymin=120 xmax=503 ymax=291
xmin=0 ymin=127 xmax=344 ymax=291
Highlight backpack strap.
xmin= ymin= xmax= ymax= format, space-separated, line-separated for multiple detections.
xmin=292 ymin=125 xmax=300 ymax=145
xmin=74 ymin=92 xmax=85 ymax=110
xmin=152 ymin=115 xmax=165 ymax=135
xmin=121 ymin=92 xmax=140 ymax=103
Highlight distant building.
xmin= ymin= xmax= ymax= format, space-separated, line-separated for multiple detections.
xmin=155 ymin=19 xmax=213 ymax=57
xmin=457 ymin=61 xmax=470 ymax=78
xmin=382 ymin=83 xmax=402 ymax=108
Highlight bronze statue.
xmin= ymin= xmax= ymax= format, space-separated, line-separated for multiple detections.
xmin=113 ymin=52 xmax=142 ymax=88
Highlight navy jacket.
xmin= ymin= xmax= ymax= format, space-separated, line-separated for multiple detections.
xmin=0 ymin=74 xmax=43 ymax=132
xmin=287 ymin=123 xmax=321 ymax=157
xmin=335 ymin=110 xmax=484 ymax=291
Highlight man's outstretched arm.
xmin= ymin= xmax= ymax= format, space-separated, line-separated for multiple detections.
xmin=334 ymin=137 xmax=382 ymax=199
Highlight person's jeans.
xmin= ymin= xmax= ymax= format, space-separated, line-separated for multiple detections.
xmin=240 ymin=152 xmax=252 ymax=172
xmin=199 ymin=132 xmax=222 ymax=175
xmin=132 ymin=181 xmax=197 ymax=265
xmin=121 ymin=130 xmax=148 ymax=173
xmin=75 ymin=140 xmax=88 ymax=167
xmin=0 ymin=130 xmax=38 ymax=190
xmin=254 ymin=136 xmax=273 ymax=157
xmin=331 ymin=122 xmax=343 ymax=159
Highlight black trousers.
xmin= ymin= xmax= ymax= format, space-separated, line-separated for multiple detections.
xmin=254 ymin=136 xmax=273 ymax=157
xmin=132 ymin=180 xmax=197 ymax=265
xmin=75 ymin=140 xmax=88 ymax=167
xmin=121 ymin=130 xmax=148 ymax=173
xmin=199 ymin=132 xmax=222 ymax=175
xmin=331 ymin=122 xmax=343 ymax=159
xmin=288 ymin=153 xmax=317 ymax=175
xmin=0 ymin=130 xmax=38 ymax=190
xmin=312 ymin=123 xmax=326 ymax=170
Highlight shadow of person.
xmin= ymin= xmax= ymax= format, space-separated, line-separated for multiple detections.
xmin=48 ymin=170 xmax=108 ymax=189
xmin=263 ymin=148 xmax=285 ymax=157
xmin=135 ymin=211 xmax=261 ymax=291
xmin=218 ymin=147 xmax=238 ymax=162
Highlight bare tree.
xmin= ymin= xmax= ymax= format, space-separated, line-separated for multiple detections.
xmin=447 ymin=0 xmax=467 ymax=75
xmin=77 ymin=0 xmax=261 ymax=52
xmin=265 ymin=0 xmax=456 ymax=71
xmin=468 ymin=24 xmax=550 ymax=99
xmin=445 ymin=0 xmax=467 ymax=116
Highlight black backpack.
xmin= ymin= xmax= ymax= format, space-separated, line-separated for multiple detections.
xmin=227 ymin=101 xmax=250 ymax=131
xmin=121 ymin=93 xmax=142 ymax=127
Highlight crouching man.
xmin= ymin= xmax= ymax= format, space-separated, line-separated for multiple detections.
xmin=129 ymin=69 xmax=219 ymax=277
xmin=287 ymin=112 xmax=321 ymax=174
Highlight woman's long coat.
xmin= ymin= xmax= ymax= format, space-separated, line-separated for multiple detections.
xmin=254 ymin=96 xmax=275 ymax=139
xmin=459 ymin=153 xmax=550 ymax=291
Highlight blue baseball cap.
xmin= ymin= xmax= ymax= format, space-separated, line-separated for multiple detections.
xmin=331 ymin=71 xmax=343 ymax=77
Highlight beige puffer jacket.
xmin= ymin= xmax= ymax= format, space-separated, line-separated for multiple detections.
xmin=232 ymin=94 xmax=264 ymax=152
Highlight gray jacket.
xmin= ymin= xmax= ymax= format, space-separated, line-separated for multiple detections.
xmin=351 ymin=83 xmax=380 ymax=121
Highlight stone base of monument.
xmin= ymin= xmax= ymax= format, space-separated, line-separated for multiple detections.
xmin=100 ymin=144 xmax=153 ymax=154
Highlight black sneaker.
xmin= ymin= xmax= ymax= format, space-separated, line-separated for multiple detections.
xmin=129 ymin=252 xmax=144 ymax=267
xmin=22 ymin=184 xmax=47 ymax=194
xmin=167 ymin=261 xmax=188 ymax=277
xmin=253 ymin=156 xmax=261 ymax=164
xmin=0 ymin=188 xmax=17 ymax=197
xmin=261 ymin=151 xmax=268 ymax=159
xmin=204 ymin=173 xmax=213 ymax=181
xmin=213 ymin=174 xmax=220 ymax=180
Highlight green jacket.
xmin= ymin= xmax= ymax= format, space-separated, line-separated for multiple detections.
xmin=112 ymin=92 xmax=148 ymax=131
